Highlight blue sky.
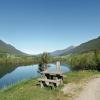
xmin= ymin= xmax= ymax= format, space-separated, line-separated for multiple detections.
xmin=0 ymin=0 xmax=100 ymax=54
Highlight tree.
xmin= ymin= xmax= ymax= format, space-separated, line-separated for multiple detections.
xmin=41 ymin=52 xmax=49 ymax=64
xmin=38 ymin=52 xmax=49 ymax=72
xmin=94 ymin=50 xmax=100 ymax=70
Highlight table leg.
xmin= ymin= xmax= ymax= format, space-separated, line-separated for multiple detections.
xmin=40 ymin=82 xmax=44 ymax=88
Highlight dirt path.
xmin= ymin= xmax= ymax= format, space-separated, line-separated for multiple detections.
xmin=75 ymin=78 xmax=100 ymax=100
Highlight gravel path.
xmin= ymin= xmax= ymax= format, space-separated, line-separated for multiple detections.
xmin=75 ymin=78 xmax=100 ymax=100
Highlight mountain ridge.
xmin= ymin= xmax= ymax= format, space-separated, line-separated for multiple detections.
xmin=0 ymin=36 xmax=100 ymax=56
xmin=50 ymin=36 xmax=100 ymax=56
xmin=0 ymin=40 xmax=27 ymax=55
xmin=50 ymin=46 xmax=75 ymax=56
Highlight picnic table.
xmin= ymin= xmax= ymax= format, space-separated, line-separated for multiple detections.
xmin=37 ymin=61 xmax=64 ymax=89
xmin=38 ymin=71 xmax=64 ymax=89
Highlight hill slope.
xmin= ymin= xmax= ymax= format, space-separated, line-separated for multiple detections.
xmin=50 ymin=36 xmax=100 ymax=56
xmin=65 ymin=36 xmax=100 ymax=55
xmin=50 ymin=46 xmax=75 ymax=56
xmin=0 ymin=40 xmax=27 ymax=55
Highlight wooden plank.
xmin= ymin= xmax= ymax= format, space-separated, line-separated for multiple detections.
xmin=44 ymin=73 xmax=64 ymax=78
xmin=42 ymin=71 xmax=62 ymax=74
xmin=38 ymin=78 xmax=60 ymax=83
xmin=41 ymin=71 xmax=63 ymax=75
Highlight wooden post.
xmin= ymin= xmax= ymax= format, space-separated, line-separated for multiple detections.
xmin=40 ymin=82 xmax=44 ymax=88
xmin=60 ymin=78 xmax=63 ymax=85
xmin=56 ymin=61 xmax=61 ymax=73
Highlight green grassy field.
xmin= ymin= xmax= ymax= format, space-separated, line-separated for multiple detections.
xmin=0 ymin=71 xmax=100 ymax=100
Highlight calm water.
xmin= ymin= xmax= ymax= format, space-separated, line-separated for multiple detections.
xmin=0 ymin=64 xmax=70 ymax=89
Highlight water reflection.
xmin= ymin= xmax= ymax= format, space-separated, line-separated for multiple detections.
xmin=0 ymin=64 xmax=70 ymax=88
xmin=0 ymin=64 xmax=17 ymax=79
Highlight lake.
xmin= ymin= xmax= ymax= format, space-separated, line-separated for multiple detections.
xmin=0 ymin=64 xmax=70 ymax=89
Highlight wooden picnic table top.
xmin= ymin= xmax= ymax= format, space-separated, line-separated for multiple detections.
xmin=41 ymin=71 xmax=63 ymax=75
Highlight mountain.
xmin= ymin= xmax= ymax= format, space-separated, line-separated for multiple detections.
xmin=0 ymin=40 xmax=27 ymax=55
xmin=50 ymin=36 xmax=100 ymax=56
xmin=66 ymin=36 xmax=100 ymax=55
xmin=1 ymin=36 xmax=100 ymax=56
xmin=50 ymin=46 xmax=75 ymax=56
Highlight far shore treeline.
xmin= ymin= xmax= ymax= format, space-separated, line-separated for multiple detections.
xmin=0 ymin=50 xmax=100 ymax=71
xmin=0 ymin=52 xmax=59 ymax=66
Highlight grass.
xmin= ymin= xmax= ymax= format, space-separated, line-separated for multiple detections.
xmin=0 ymin=71 xmax=100 ymax=100
xmin=0 ymin=79 xmax=63 ymax=100
xmin=64 ymin=70 xmax=100 ymax=84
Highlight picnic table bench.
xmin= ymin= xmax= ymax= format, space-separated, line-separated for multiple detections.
xmin=38 ymin=78 xmax=61 ymax=89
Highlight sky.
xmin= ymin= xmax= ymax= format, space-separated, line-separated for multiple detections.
xmin=0 ymin=0 xmax=100 ymax=54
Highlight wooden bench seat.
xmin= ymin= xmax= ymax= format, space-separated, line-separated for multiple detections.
xmin=38 ymin=78 xmax=60 ymax=83
xmin=38 ymin=78 xmax=61 ymax=88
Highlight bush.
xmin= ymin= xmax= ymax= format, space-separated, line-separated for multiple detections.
xmin=66 ymin=52 xmax=99 ymax=71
